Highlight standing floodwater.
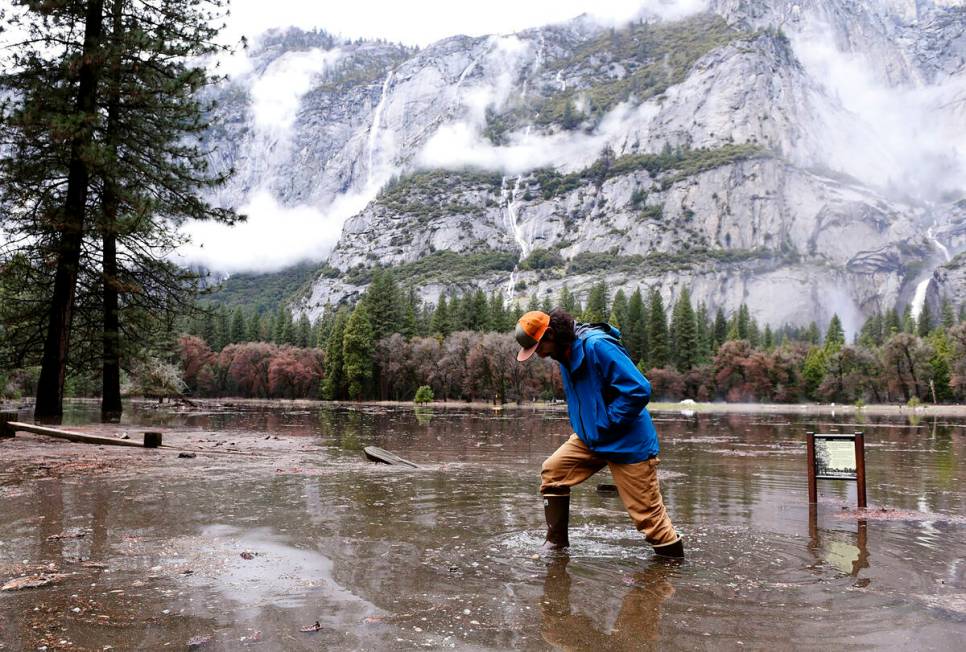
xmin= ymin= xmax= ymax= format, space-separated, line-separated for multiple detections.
xmin=1 ymin=403 xmax=964 ymax=650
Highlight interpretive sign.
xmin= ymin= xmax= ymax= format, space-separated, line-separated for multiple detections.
xmin=806 ymin=432 xmax=867 ymax=508
xmin=814 ymin=436 xmax=857 ymax=479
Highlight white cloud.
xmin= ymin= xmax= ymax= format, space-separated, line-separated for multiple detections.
xmin=249 ymin=48 xmax=342 ymax=130
xmin=791 ymin=20 xmax=966 ymax=201
xmin=176 ymin=190 xmax=373 ymax=274
xmin=417 ymin=101 xmax=661 ymax=174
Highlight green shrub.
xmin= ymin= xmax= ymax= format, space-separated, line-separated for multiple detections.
xmin=414 ymin=385 xmax=434 ymax=404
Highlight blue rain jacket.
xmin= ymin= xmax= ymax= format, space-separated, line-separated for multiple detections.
xmin=558 ymin=323 xmax=659 ymax=463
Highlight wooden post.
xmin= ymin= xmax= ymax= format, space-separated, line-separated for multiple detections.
xmin=854 ymin=432 xmax=867 ymax=509
xmin=0 ymin=411 xmax=18 ymax=438
xmin=806 ymin=431 xmax=817 ymax=503
xmin=143 ymin=431 xmax=162 ymax=448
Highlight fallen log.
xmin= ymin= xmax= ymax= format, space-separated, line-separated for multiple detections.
xmin=363 ymin=445 xmax=419 ymax=468
xmin=4 ymin=421 xmax=159 ymax=448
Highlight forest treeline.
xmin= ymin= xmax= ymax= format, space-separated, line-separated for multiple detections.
xmin=163 ymin=269 xmax=966 ymax=405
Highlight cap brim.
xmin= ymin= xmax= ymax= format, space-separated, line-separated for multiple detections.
xmin=517 ymin=343 xmax=539 ymax=362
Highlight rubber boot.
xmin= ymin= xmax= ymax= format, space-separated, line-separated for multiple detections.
xmin=541 ymin=494 xmax=570 ymax=551
xmin=651 ymin=536 xmax=684 ymax=559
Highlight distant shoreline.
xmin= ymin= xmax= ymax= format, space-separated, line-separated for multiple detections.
xmin=6 ymin=397 xmax=962 ymax=419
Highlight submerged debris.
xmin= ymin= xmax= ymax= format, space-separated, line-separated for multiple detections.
xmin=300 ymin=621 xmax=323 ymax=633
xmin=186 ymin=634 xmax=211 ymax=648
xmin=1 ymin=573 xmax=69 ymax=591
xmin=46 ymin=528 xmax=90 ymax=541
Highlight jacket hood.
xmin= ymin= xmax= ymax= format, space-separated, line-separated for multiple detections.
xmin=575 ymin=321 xmax=622 ymax=341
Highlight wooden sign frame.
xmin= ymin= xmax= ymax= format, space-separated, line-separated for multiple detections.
xmin=806 ymin=432 xmax=866 ymax=508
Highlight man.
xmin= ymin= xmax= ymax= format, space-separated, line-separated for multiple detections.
xmin=515 ymin=308 xmax=684 ymax=559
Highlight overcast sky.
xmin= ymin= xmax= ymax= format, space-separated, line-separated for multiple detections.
xmin=221 ymin=0 xmax=695 ymax=47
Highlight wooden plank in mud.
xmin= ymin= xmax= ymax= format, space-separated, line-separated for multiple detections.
xmin=363 ymin=446 xmax=419 ymax=468
xmin=6 ymin=421 xmax=156 ymax=448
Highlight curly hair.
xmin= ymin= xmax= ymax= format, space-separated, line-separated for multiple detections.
xmin=548 ymin=307 xmax=576 ymax=349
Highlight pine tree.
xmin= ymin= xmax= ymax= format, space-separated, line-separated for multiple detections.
xmin=940 ymin=299 xmax=955 ymax=329
xmin=431 ymin=295 xmax=451 ymax=337
xmin=713 ymin=307 xmax=727 ymax=349
xmin=859 ymin=311 xmax=884 ymax=347
xmin=230 ymin=307 xmax=246 ymax=344
xmin=623 ymin=288 xmax=646 ymax=363
xmin=763 ymin=324 xmax=774 ymax=350
xmin=695 ymin=302 xmax=712 ymax=362
xmin=670 ymin=288 xmax=697 ymax=371
xmin=539 ymin=293 xmax=553 ymax=314
xmin=737 ymin=304 xmax=751 ymax=341
xmin=917 ymin=304 xmax=933 ymax=336
xmin=902 ymin=304 xmax=915 ymax=333
xmin=748 ymin=316 xmax=761 ymax=348
xmin=583 ymin=281 xmax=609 ymax=322
xmin=400 ymin=288 xmax=419 ymax=339
xmin=322 ymin=309 xmax=349 ymax=400
xmin=558 ymin=285 xmax=578 ymax=314
xmin=647 ymin=289 xmax=669 ymax=368
xmin=214 ymin=308 xmax=230 ymax=351
xmin=884 ymin=307 xmax=901 ymax=336
xmin=364 ymin=269 xmax=403 ymax=341
xmin=488 ymin=291 xmax=509 ymax=332
xmin=825 ymin=314 xmax=845 ymax=353
xmin=246 ymin=310 xmax=261 ymax=343
xmin=4 ymin=0 xmax=106 ymax=422
xmin=805 ymin=321 xmax=821 ymax=345
xmin=343 ymin=302 xmax=374 ymax=400
xmin=610 ymin=289 xmax=628 ymax=329
xmin=2 ymin=0 xmax=238 ymax=422
xmin=802 ymin=347 xmax=827 ymax=400
xmin=296 ymin=313 xmax=312 ymax=348
xmin=469 ymin=289 xmax=489 ymax=331
xmin=526 ymin=294 xmax=540 ymax=313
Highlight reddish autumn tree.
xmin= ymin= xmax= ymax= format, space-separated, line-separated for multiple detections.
xmin=437 ymin=331 xmax=474 ymax=400
xmin=681 ymin=365 xmax=713 ymax=401
xmin=712 ymin=340 xmax=756 ymax=401
xmin=220 ymin=342 xmax=276 ymax=398
xmin=645 ymin=367 xmax=685 ymax=401
xmin=177 ymin=335 xmax=217 ymax=396
xmin=374 ymin=333 xmax=415 ymax=400
xmin=268 ymin=346 xmax=323 ymax=398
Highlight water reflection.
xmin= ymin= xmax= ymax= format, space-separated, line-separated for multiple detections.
xmin=3 ymin=402 xmax=964 ymax=650
xmin=808 ymin=506 xmax=870 ymax=579
xmin=540 ymin=557 xmax=676 ymax=649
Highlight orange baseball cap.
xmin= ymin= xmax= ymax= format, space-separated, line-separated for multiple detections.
xmin=515 ymin=311 xmax=550 ymax=361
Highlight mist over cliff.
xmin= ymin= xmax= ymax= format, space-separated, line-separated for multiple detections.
xmin=184 ymin=0 xmax=966 ymax=335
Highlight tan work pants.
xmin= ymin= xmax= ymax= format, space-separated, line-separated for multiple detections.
xmin=540 ymin=434 xmax=679 ymax=547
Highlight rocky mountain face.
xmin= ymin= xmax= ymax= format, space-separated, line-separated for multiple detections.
xmin=204 ymin=0 xmax=966 ymax=336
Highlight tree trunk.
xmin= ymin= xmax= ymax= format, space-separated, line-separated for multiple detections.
xmin=100 ymin=0 xmax=124 ymax=423
xmin=101 ymin=226 xmax=122 ymax=421
xmin=34 ymin=0 xmax=106 ymax=424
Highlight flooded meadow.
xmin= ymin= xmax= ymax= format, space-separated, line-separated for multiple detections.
xmin=1 ymin=402 xmax=964 ymax=650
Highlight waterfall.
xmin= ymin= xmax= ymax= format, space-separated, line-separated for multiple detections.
xmin=366 ymin=71 xmax=394 ymax=190
xmin=556 ymin=70 xmax=566 ymax=91
xmin=911 ymin=225 xmax=952 ymax=322
xmin=502 ymin=174 xmax=530 ymax=302
xmin=927 ymin=226 xmax=951 ymax=263
xmin=911 ymin=276 xmax=931 ymax=322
